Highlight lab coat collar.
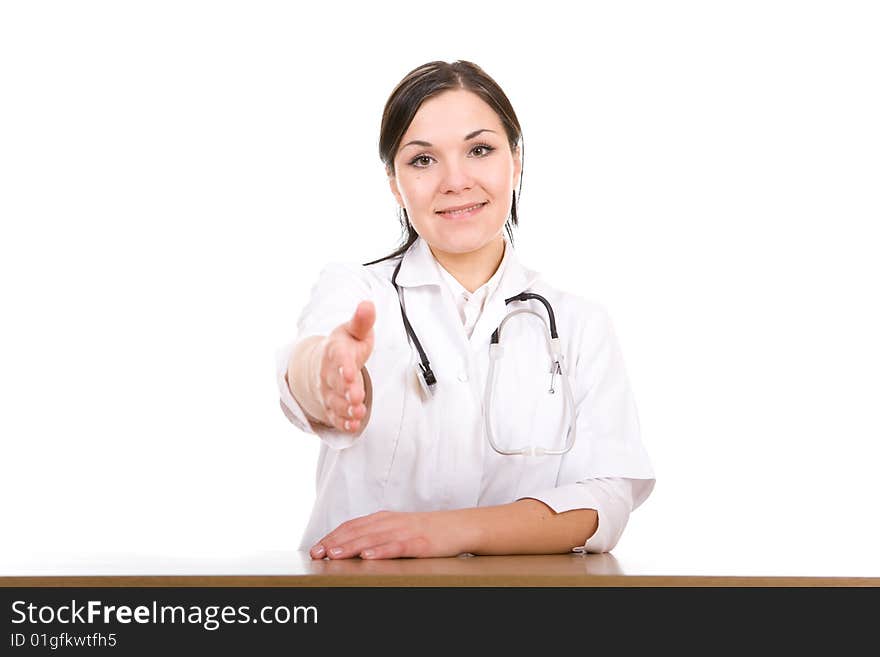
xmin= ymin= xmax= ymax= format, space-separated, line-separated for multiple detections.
xmin=393 ymin=235 xmax=445 ymax=288
xmin=394 ymin=232 xmax=540 ymax=298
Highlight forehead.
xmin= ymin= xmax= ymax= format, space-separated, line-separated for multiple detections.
xmin=402 ymin=89 xmax=504 ymax=142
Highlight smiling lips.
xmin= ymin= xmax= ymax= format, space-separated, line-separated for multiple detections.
xmin=436 ymin=201 xmax=488 ymax=217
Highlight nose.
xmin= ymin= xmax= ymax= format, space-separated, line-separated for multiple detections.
xmin=440 ymin=159 xmax=474 ymax=194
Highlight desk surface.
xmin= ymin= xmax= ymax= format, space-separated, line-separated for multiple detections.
xmin=2 ymin=551 xmax=878 ymax=587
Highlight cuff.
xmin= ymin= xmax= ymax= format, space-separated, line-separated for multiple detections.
xmin=516 ymin=478 xmax=634 ymax=554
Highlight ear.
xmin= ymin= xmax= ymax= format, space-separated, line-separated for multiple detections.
xmin=387 ymin=166 xmax=404 ymax=208
xmin=512 ymin=144 xmax=523 ymax=184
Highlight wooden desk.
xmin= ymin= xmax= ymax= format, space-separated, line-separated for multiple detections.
xmin=1 ymin=551 xmax=878 ymax=587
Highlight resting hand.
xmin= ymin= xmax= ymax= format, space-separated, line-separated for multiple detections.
xmin=309 ymin=510 xmax=473 ymax=560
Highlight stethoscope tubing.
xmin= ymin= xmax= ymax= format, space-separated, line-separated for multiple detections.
xmin=391 ymin=256 xmax=577 ymax=456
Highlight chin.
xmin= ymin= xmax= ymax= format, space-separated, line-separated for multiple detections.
xmin=429 ymin=225 xmax=504 ymax=255
xmin=432 ymin=235 xmax=494 ymax=256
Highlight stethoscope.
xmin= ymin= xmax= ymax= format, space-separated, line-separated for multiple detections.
xmin=391 ymin=257 xmax=577 ymax=457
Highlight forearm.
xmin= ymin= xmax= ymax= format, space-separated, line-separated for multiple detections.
xmin=455 ymin=499 xmax=599 ymax=556
xmin=309 ymin=499 xmax=599 ymax=560
xmin=286 ymin=335 xmax=330 ymax=425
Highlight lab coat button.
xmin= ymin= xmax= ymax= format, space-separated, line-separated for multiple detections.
xmin=458 ymin=371 xmax=468 ymax=382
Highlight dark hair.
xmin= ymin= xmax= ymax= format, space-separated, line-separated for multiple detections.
xmin=363 ymin=60 xmax=524 ymax=266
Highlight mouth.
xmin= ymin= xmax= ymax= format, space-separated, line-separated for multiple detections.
xmin=435 ymin=201 xmax=488 ymax=218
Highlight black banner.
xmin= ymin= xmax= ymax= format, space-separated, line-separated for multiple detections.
xmin=1 ymin=586 xmax=875 ymax=653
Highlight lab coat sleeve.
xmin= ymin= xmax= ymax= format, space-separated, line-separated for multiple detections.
xmin=516 ymin=302 xmax=655 ymax=552
xmin=518 ymin=478 xmax=636 ymax=553
xmin=276 ymin=262 xmax=375 ymax=450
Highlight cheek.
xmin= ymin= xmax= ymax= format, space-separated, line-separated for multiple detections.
xmin=399 ymin=175 xmax=435 ymax=207
xmin=490 ymin=163 xmax=516 ymax=190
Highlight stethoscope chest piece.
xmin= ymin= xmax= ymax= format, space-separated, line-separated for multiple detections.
xmin=414 ymin=361 xmax=436 ymax=401
xmin=391 ymin=257 xmax=576 ymax=455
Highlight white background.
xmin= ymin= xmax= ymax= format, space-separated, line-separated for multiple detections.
xmin=1 ymin=1 xmax=878 ymax=576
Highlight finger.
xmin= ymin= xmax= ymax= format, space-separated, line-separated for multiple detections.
xmin=323 ymin=393 xmax=366 ymax=424
xmin=321 ymin=374 xmax=365 ymax=432
xmin=325 ymin=354 xmax=358 ymax=391
xmin=315 ymin=511 xmax=391 ymax=551
xmin=346 ymin=300 xmax=375 ymax=342
xmin=340 ymin=369 xmax=366 ymax=407
xmin=324 ymin=409 xmax=361 ymax=434
xmin=339 ymin=360 xmax=356 ymax=386
xmin=321 ymin=368 xmax=367 ymax=422
xmin=360 ymin=540 xmax=407 ymax=560
xmin=325 ymin=531 xmax=400 ymax=560
xmin=327 ymin=411 xmax=363 ymax=433
xmin=320 ymin=360 xmax=347 ymax=398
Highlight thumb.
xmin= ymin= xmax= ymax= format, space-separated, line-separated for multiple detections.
xmin=346 ymin=300 xmax=376 ymax=342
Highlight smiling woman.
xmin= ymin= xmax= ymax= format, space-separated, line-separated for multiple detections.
xmin=386 ymin=89 xmax=520 ymax=289
xmin=276 ymin=60 xmax=654 ymax=561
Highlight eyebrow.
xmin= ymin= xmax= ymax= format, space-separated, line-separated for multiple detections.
xmin=401 ymin=129 xmax=497 ymax=150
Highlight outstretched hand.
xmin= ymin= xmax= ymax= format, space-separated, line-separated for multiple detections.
xmin=318 ymin=300 xmax=375 ymax=433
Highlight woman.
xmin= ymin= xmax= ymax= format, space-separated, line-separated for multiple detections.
xmin=277 ymin=60 xmax=654 ymax=560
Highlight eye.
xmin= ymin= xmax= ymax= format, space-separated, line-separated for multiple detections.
xmin=409 ymin=154 xmax=434 ymax=168
xmin=407 ymin=143 xmax=496 ymax=169
xmin=471 ymin=143 xmax=495 ymax=157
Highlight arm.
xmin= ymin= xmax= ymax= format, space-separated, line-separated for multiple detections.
xmin=308 ymin=498 xmax=599 ymax=560
xmin=309 ymin=478 xmax=637 ymax=559
xmin=458 ymin=499 xmax=598 ymax=556
xmin=276 ymin=262 xmax=377 ymax=440
xmin=286 ymin=335 xmax=332 ymax=426
xmin=516 ymin=478 xmax=638 ymax=553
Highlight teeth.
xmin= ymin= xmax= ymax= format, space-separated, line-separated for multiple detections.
xmin=442 ymin=203 xmax=484 ymax=216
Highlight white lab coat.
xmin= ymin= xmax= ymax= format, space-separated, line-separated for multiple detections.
xmin=277 ymin=234 xmax=655 ymax=553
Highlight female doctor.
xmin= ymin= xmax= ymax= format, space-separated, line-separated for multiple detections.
xmin=277 ymin=60 xmax=655 ymax=560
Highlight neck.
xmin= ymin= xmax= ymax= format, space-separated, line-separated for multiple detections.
xmin=429 ymin=235 xmax=506 ymax=293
